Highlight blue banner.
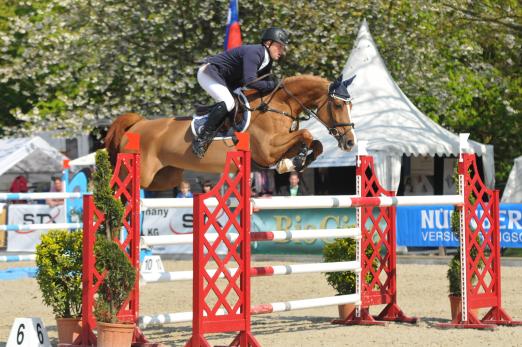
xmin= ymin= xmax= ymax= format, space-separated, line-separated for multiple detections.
xmin=396 ymin=203 xmax=522 ymax=248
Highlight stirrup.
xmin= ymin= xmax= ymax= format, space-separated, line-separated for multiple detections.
xmin=192 ymin=131 xmax=215 ymax=159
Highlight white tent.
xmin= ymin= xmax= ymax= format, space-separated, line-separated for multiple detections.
xmin=502 ymin=156 xmax=522 ymax=203
xmin=0 ymin=136 xmax=68 ymax=190
xmin=308 ymin=20 xmax=494 ymax=191
xmin=69 ymin=152 xmax=95 ymax=167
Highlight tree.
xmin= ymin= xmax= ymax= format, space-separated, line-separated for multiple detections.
xmin=0 ymin=0 xmax=520 ymax=181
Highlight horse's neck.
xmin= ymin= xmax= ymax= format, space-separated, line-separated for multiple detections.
xmin=281 ymin=76 xmax=328 ymax=110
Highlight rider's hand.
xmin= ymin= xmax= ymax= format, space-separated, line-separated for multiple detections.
xmin=269 ymin=76 xmax=280 ymax=89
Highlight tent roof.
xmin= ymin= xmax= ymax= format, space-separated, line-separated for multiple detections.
xmin=502 ymin=156 xmax=522 ymax=203
xmin=69 ymin=152 xmax=95 ymax=167
xmin=308 ymin=19 xmax=488 ymax=168
xmin=0 ymin=136 xmax=67 ymax=176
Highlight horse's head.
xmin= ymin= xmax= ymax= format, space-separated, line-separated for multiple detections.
xmin=316 ymin=74 xmax=357 ymax=151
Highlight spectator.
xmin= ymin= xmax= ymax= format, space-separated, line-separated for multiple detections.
xmin=252 ymin=169 xmax=275 ymax=196
xmin=278 ymin=172 xmax=307 ymax=196
xmin=46 ymin=176 xmax=65 ymax=207
xmin=9 ymin=175 xmax=29 ymax=204
xmin=201 ymin=180 xmax=213 ymax=193
xmin=176 ymin=180 xmax=193 ymax=198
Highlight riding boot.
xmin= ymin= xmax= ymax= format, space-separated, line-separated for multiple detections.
xmin=192 ymin=101 xmax=229 ymax=159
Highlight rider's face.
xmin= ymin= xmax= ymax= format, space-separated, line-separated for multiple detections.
xmin=266 ymin=41 xmax=286 ymax=61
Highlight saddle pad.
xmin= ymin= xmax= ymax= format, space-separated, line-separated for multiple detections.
xmin=190 ymin=89 xmax=251 ymax=140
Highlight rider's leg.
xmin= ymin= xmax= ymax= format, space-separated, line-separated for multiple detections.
xmin=192 ymin=64 xmax=235 ymax=158
xmin=197 ymin=64 xmax=235 ymax=112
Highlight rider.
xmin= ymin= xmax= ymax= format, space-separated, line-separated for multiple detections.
xmin=192 ymin=27 xmax=289 ymax=158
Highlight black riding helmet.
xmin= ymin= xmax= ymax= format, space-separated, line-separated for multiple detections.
xmin=261 ymin=27 xmax=289 ymax=46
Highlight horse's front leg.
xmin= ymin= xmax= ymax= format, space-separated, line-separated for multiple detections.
xmin=268 ymin=130 xmax=314 ymax=173
xmin=304 ymin=140 xmax=323 ymax=167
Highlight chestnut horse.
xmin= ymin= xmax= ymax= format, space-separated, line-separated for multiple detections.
xmin=104 ymin=74 xmax=356 ymax=190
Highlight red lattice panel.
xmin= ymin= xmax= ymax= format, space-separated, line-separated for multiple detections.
xmin=186 ymin=148 xmax=260 ymax=347
xmin=437 ymin=154 xmax=522 ymax=328
xmin=339 ymin=155 xmax=416 ymax=325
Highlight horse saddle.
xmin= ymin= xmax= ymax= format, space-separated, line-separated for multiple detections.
xmin=190 ymin=88 xmax=253 ymax=140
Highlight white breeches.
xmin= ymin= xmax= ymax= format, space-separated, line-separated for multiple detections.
xmin=197 ymin=64 xmax=236 ymax=112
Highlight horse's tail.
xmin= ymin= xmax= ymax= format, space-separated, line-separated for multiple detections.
xmin=104 ymin=112 xmax=144 ymax=165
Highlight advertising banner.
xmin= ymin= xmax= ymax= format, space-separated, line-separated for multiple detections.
xmin=7 ymin=204 xmax=66 ymax=252
xmin=251 ymin=208 xmax=357 ymax=254
xmin=396 ymin=204 xmax=522 ymax=247
xmin=141 ymin=206 xmax=230 ymax=255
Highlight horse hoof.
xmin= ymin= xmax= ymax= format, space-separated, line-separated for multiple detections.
xmin=292 ymin=155 xmax=307 ymax=172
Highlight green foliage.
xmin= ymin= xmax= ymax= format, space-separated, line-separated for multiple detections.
xmin=35 ymin=229 xmax=83 ymax=318
xmin=93 ymin=149 xmax=124 ymax=240
xmin=93 ymin=236 xmax=136 ymax=323
xmin=0 ymin=0 xmax=520 ymax=180
xmin=448 ymin=166 xmax=463 ymax=295
xmin=447 ymin=253 xmax=461 ymax=296
xmin=92 ymin=148 xmax=135 ymax=323
xmin=447 ymin=165 xmax=483 ymax=295
xmin=323 ymin=238 xmax=356 ymax=295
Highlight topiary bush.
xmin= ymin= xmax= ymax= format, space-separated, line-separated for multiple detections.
xmin=447 ymin=252 xmax=461 ymax=296
xmin=447 ymin=167 xmax=483 ymax=297
xmin=91 ymin=148 xmax=136 ymax=324
xmin=94 ymin=236 xmax=136 ymax=323
xmin=93 ymin=149 xmax=124 ymax=240
xmin=36 ymin=229 xmax=83 ymax=318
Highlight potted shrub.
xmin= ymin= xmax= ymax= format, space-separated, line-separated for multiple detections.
xmin=36 ymin=229 xmax=83 ymax=344
xmin=447 ymin=243 xmax=462 ymax=320
xmin=447 ymin=211 xmax=483 ymax=320
xmin=92 ymin=149 xmax=136 ymax=346
xmin=323 ymin=237 xmax=357 ymax=319
xmin=447 ymin=169 xmax=482 ymax=321
xmin=94 ymin=237 xmax=136 ymax=346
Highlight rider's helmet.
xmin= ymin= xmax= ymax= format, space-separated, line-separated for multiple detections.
xmin=261 ymin=27 xmax=289 ymax=46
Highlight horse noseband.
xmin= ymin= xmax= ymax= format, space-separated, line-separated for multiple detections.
xmin=326 ymin=96 xmax=355 ymax=137
xmin=328 ymin=122 xmax=355 ymax=137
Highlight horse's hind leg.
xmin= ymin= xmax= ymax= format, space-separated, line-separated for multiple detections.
xmin=146 ymin=167 xmax=184 ymax=191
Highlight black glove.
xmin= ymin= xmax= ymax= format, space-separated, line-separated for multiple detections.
xmin=258 ymin=102 xmax=269 ymax=112
xmin=268 ymin=76 xmax=280 ymax=90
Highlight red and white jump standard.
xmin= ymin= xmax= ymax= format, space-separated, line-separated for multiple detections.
xmin=74 ymin=132 xmax=521 ymax=347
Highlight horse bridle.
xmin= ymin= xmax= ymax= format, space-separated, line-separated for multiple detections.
xmin=279 ymin=82 xmax=355 ymax=138
xmin=241 ymin=77 xmax=355 ymax=138
xmin=318 ymin=92 xmax=355 ymax=137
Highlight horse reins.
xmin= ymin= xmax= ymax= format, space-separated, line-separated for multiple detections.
xmin=276 ymin=78 xmax=355 ymax=137
xmin=240 ymin=75 xmax=355 ymax=136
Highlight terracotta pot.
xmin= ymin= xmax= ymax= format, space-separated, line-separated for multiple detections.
xmin=96 ymin=321 xmax=135 ymax=347
xmin=338 ymin=303 xmax=355 ymax=320
xmin=56 ymin=317 xmax=82 ymax=344
xmin=449 ymin=295 xmax=479 ymax=321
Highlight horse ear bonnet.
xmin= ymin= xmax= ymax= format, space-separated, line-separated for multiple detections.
xmin=342 ymin=74 xmax=356 ymax=88
xmin=329 ymin=74 xmax=355 ymax=100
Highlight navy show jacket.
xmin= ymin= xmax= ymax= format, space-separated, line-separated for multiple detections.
xmin=205 ymin=44 xmax=275 ymax=93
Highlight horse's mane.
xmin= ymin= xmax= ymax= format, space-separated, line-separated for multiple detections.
xmin=277 ymin=75 xmax=329 ymax=100
xmin=282 ymin=74 xmax=328 ymax=86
